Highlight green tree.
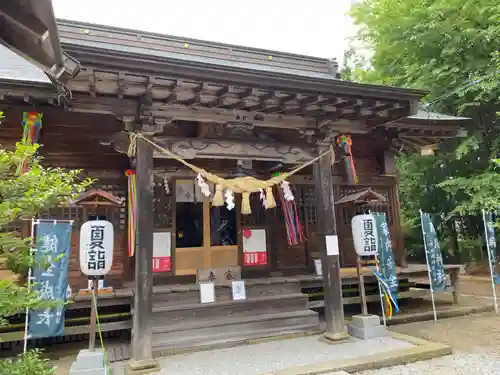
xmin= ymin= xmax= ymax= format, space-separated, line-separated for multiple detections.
xmin=0 ymin=142 xmax=92 ymax=374
xmin=347 ymin=0 xmax=500 ymax=262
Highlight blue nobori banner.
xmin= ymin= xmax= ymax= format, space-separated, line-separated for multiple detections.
xmin=28 ymin=221 xmax=72 ymax=338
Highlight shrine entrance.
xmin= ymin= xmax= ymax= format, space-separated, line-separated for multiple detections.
xmin=174 ymin=179 xmax=238 ymax=275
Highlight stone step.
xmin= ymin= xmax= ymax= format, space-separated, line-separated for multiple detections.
xmin=150 ymin=293 xmax=308 ymax=325
xmin=152 ymin=309 xmax=319 ymax=352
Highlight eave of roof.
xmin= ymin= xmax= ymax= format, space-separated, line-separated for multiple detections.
xmin=56 ymin=19 xmax=428 ymax=102
xmin=408 ymin=110 xmax=471 ymax=122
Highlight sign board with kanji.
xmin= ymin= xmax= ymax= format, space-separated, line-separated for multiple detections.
xmin=196 ymin=266 xmax=241 ymax=286
xmin=351 ymin=214 xmax=379 ymax=256
xmin=153 ymin=231 xmax=172 ymax=273
xmin=79 ymin=220 xmax=114 ymax=276
xmin=242 ymin=228 xmax=268 ymax=266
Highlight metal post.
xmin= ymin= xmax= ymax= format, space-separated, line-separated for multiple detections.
xmin=23 ymin=218 xmax=36 ymax=353
xmin=482 ymin=209 xmax=498 ymax=314
xmin=375 ymin=255 xmax=387 ymax=326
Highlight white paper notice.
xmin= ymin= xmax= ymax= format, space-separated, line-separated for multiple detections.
xmin=200 ymin=282 xmax=215 ymax=304
xmin=325 ymin=235 xmax=339 ymax=256
xmin=314 ymin=259 xmax=323 ymax=276
xmin=232 ymin=280 xmax=246 ymax=300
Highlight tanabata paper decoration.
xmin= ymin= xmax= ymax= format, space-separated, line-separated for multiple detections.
xmin=336 ymin=134 xmax=358 ymax=184
xmin=19 ymin=112 xmax=43 ymax=174
xmin=126 ymin=133 xmax=335 ymax=215
xmin=273 ymin=172 xmax=305 ymax=246
xmin=125 ymin=169 xmax=137 ymax=257
xmin=368 ymin=265 xmax=400 ymax=320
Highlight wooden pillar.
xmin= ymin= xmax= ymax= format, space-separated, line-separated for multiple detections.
xmin=313 ymin=144 xmax=347 ymax=340
xmin=129 ymin=137 xmax=158 ymax=371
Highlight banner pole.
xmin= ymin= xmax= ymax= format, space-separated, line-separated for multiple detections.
xmin=375 ymin=254 xmax=387 ymax=326
xmin=420 ymin=210 xmax=437 ymax=323
xmin=482 ymin=209 xmax=498 ymax=314
xmin=23 ymin=218 xmax=36 ymax=353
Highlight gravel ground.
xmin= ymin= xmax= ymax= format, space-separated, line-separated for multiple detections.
xmin=358 ymin=312 xmax=500 ymax=375
xmin=357 ymin=351 xmax=500 ymax=375
xmin=149 ymin=336 xmax=413 ymax=375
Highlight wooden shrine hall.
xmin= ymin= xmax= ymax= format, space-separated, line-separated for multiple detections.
xmin=0 ymin=2 xmax=468 ymax=370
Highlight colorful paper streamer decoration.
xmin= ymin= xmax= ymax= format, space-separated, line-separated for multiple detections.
xmin=125 ymin=169 xmax=137 ymax=257
xmin=273 ymin=172 xmax=305 ymax=246
xmin=19 ymin=112 xmax=43 ymax=174
xmin=336 ymin=134 xmax=358 ymax=184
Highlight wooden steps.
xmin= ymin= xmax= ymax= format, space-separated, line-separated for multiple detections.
xmin=152 ymin=310 xmax=318 ymax=352
xmin=143 ymin=281 xmax=319 ymax=353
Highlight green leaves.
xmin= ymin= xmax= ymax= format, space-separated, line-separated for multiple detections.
xmin=0 ymin=349 xmax=55 ymax=375
xmin=348 ymin=0 xmax=500 ymax=261
xmin=0 ymin=142 xmax=93 ymax=371
xmin=0 ymin=142 xmax=93 ymax=326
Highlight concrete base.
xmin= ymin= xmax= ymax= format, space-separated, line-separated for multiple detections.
xmin=320 ymin=330 xmax=351 ymax=345
xmin=69 ymin=349 xmax=107 ymax=375
xmin=347 ymin=314 xmax=387 ymax=340
xmin=125 ymin=358 xmax=160 ymax=375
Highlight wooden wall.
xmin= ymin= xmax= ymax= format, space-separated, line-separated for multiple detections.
xmin=0 ymin=107 xmax=131 ymax=290
xmin=0 ymin=106 xmax=405 ymax=285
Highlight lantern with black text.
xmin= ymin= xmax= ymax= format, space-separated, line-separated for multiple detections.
xmin=351 ymin=214 xmax=379 ymax=256
xmin=79 ymin=220 xmax=114 ymax=276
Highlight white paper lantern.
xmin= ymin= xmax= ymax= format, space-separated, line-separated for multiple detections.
xmin=351 ymin=214 xmax=379 ymax=256
xmin=79 ymin=220 xmax=114 ymax=276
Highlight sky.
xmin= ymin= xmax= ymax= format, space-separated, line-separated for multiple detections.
xmin=52 ymin=0 xmax=355 ymax=63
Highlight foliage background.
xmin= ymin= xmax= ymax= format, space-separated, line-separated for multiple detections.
xmin=0 ymin=142 xmax=92 ymax=374
xmin=344 ymin=0 xmax=500 ymax=265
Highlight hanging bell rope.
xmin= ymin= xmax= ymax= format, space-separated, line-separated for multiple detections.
xmin=126 ymin=132 xmax=336 ymax=214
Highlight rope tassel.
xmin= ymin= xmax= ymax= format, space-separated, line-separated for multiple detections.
xmin=212 ymin=184 xmax=224 ymax=206
xmin=265 ymin=187 xmax=276 ymax=209
xmin=241 ymin=192 xmax=252 ymax=215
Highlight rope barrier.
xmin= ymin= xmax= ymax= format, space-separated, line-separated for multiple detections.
xmin=125 ymin=131 xmax=337 ymax=214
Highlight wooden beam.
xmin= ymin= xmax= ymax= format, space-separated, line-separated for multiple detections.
xmin=129 ymin=137 xmax=157 ymax=371
xmin=142 ymin=76 xmax=155 ymax=105
xmin=88 ymin=68 xmax=97 ymax=97
xmin=313 ymin=141 xmax=347 ymax=341
xmin=152 ymin=138 xmax=316 ymax=163
xmin=117 ymin=72 xmax=127 ymax=99
xmin=0 ymin=2 xmax=48 ymax=39
xmin=145 ymin=103 xmax=316 ymax=128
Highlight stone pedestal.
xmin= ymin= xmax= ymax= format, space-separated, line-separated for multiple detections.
xmin=69 ymin=349 xmax=107 ymax=375
xmin=347 ymin=314 xmax=387 ymax=340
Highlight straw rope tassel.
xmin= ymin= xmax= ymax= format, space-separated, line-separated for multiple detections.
xmin=212 ymin=184 xmax=224 ymax=207
xmin=241 ymin=192 xmax=252 ymax=215
xmin=265 ymin=187 xmax=276 ymax=209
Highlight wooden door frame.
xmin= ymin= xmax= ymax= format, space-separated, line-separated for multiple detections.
xmin=174 ymin=179 xmax=239 ymax=275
